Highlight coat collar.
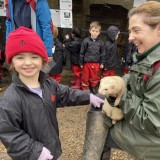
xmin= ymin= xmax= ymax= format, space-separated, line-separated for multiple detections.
xmin=131 ymin=43 xmax=160 ymax=76
xmin=133 ymin=42 xmax=160 ymax=67
xmin=12 ymin=71 xmax=48 ymax=88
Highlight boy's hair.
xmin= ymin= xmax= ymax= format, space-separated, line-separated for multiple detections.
xmin=5 ymin=27 xmax=48 ymax=64
xmin=53 ymin=26 xmax=58 ymax=39
xmin=72 ymin=27 xmax=81 ymax=38
xmin=89 ymin=21 xmax=101 ymax=31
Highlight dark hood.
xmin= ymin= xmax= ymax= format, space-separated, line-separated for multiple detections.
xmin=106 ymin=26 xmax=120 ymax=42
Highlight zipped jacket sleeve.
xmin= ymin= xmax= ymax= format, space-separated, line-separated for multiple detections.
xmin=6 ymin=0 xmax=14 ymax=41
xmin=79 ymin=38 xmax=88 ymax=66
xmin=119 ymin=67 xmax=160 ymax=135
xmin=56 ymin=83 xmax=90 ymax=107
xmin=36 ymin=0 xmax=53 ymax=57
xmin=100 ymin=42 xmax=105 ymax=64
xmin=103 ymin=42 xmax=111 ymax=68
xmin=0 ymin=97 xmax=43 ymax=160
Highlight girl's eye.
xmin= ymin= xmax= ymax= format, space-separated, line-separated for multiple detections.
xmin=32 ymin=56 xmax=39 ymax=58
xmin=16 ymin=56 xmax=23 ymax=59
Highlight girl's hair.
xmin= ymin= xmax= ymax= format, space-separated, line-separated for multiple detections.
xmin=128 ymin=1 xmax=160 ymax=27
xmin=89 ymin=21 xmax=101 ymax=31
xmin=71 ymin=27 xmax=81 ymax=38
xmin=53 ymin=26 xmax=59 ymax=39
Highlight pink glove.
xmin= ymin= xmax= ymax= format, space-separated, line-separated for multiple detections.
xmin=90 ymin=93 xmax=104 ymax=108
xmin=38 ymin=147 xmax=53 ymax=160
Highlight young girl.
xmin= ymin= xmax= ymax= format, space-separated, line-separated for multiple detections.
xmin=0 ymin=27 xmax=104 ymax=160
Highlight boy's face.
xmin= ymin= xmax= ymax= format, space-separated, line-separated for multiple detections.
xmin=89 ymin=27 xmax=100 ymax=40
xmin=115 ymin=32 xmax=120 ymax=40
xmin=12 ymin=52 xmax=43 ymax=80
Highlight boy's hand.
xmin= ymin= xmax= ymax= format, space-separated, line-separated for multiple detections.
xmin=48 ymin=57 xmax=53 ymax=62
xmin=100 ymin=64 xmax=104 ymax=68
xmin=90 ymin=93 xmax=104 ymax=108
xmin=65 ymin=34 xmax=70 ymax=40
xmin=80 ymin=65 xmax=83 ymax=68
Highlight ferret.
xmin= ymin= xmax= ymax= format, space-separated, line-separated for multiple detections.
xmin=98 ymin=76 xmax=126 ymax=106
xmin=98 ymin=76 xmax=126 ymax=124
xmin=102 ymin=98 xmax=124 ymax=124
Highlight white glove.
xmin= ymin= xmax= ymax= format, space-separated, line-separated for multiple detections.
xmin=90 ymin=93 xmax=104 ymax=108
xmin=38 ymin=147 xmax=53 ymax=160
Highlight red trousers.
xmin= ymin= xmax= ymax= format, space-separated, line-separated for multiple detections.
xmin=81 ymin=62 xmax=100 ymax=90
xmin=123 ymin=67 xmax=129 ymax=74
xmin=49 ymin=74 xmax=62 ymax=83
xmin=72 ymin=65 xmax=82 ymax=79
xmin=101 ymin=69 xmax=115 ymax=77
xmin=0 ymin=64 xmax=2 ymax=79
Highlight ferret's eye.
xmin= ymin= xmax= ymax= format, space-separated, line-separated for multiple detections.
xmin=105 ymin=89 xmax=108 ymax=91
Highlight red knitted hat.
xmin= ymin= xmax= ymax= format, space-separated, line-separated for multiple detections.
xmin=5 ymin=27 xmax=48 ymax=64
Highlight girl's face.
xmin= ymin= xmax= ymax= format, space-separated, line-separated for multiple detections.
xmin=89 ymin=27 xmax=100 ymax=40
xmin=12 ymin=52 xmax=43 ymax=80
xmin=128 ymin=14 xmax=160 ymax=54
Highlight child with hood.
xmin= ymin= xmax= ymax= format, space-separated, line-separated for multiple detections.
xmin=101 ymin=26 xmax=120 ymax=77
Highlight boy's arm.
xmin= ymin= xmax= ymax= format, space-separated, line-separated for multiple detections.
xmin=103 ymin=42 xmax=112 ymax=69
xmin=36 ymin=0 xmax=53 ymax=57
xmin=79 ymin=39 xmax=88 ymax=66
xmin=100 ymin=42 xmax=105 ymax=67
xmin=64 ymin=41 xmax=73 ymax=52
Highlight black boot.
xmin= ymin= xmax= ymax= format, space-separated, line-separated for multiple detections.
xmin=82 ymin=111 xmax=109 ymax=160
xmin=90 ymin=86 xmax=98 ymax=94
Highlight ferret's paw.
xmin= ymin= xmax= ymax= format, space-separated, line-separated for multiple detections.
xmin=114 ymin=99 xmax=120 ymax=106
xmin=112 ymin=120 xmax=117 ymax=124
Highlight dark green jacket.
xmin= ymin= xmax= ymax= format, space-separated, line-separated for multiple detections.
xmin=111 ymin=44 xmax=160 ymax=160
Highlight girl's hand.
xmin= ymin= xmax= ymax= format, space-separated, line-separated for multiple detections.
xmin=38 ymin=147 xmax=53 ymax=160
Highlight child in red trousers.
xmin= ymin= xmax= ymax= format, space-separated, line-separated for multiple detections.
xmin=49 ymin=26 xmax=65 ymax=83
xmin=65 ymin=27 xmax=82 ymax=89
xmin=80 ymin=21 xmax=105 ymax=94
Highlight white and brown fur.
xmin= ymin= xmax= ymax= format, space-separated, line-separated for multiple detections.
xmin=98 ymin=76 xmax=126 ymax=124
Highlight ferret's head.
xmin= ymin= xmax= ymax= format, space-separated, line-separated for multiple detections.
xmin=98 ymin=77 xmax=118 ymax=97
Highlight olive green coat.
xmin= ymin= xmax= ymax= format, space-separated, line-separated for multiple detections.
xmin=111 ymin=44 xmax=160 ymax=160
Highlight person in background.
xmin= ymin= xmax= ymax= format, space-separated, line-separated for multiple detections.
xmin=0 ymin=42 xmax=5 ymax=91
xmin=83 ymin=1 xmax=160 ymax=160
xmin=80 ymin=21 xmax=105 ymax=94
xmin=65 ymin=27 xmax=82 ymax=89
xmin=63 ymin=31 xmax=72 ymax=70
xmin=0 ymin=27 xmax=104 ymax=160
xmin=5 ymin=0 xmax=54 ymax=59
xmin=101 ymin=25 xmax=120 ymax=77
xmin=49 ymin=26 xmax=65 ymax=83
xmin=123 ymin=42 xmax=136 ymax=74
